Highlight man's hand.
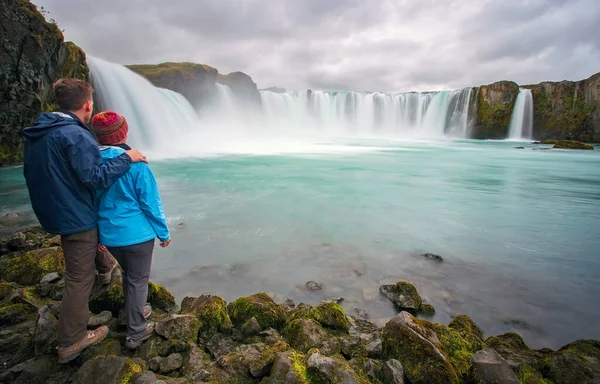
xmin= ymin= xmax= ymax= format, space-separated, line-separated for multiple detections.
xmin=160 ymin=239 xmax=171 ymax=248
xmin=126 ymin=149 xmax=148 ymax=164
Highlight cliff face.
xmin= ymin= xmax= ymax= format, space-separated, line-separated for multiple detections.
xmin=128 ymin=64 xmax=261 ymax=108
xmin=0 ymin=0 xmax=88 ymax=166
xmin=127 ymin=62 xmax=218 ymax=109
xmin=524 ymin=73 xmax=599 ymax=142
xmin=470 ymin=81 xmax=520 ymax=139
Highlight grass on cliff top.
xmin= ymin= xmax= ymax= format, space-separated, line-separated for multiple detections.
xmin=127 ymin=62 xmax=217 ymax=80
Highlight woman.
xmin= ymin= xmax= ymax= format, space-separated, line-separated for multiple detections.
xmin=92 ymin=110 xmax=171 ymax=349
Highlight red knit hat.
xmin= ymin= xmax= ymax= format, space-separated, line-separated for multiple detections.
xmin=92 ymin=111 xmax=129 ymax=145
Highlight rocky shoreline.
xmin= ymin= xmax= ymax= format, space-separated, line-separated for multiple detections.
xmin=1 ymin=227 xmax=598 ymax=384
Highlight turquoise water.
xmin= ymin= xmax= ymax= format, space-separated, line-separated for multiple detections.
xmin=2 ymin=139 xmax=599 ymax=348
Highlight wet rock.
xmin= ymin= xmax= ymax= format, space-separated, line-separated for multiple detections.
xmin=420 ymin=303 xmax=436 ymax=316
xmin=158 ymin=339 xmax=187 ymax=357
xmin=306 ymin=350 xmax=363 ymax=383
xmin=249 ymin=341 xmax=291 ymax=378
xmin=544 ymin=139 xmax=594 ymax=150
xmin=181 ymin=343 xmax=210 ymax=378
xmin=155 ymin=314 xmax=200 ymax=343
xmin=0 ymin=247 xmax=64 ymax=286
xmin=228 ymin=292 xmax=287 ymax=330
xmin=268 ymin=351 xmax=308 ymax=384
xmin=73 ymin=356 xmax=144 ymax=384
xmin=283 ymin=318 xmax=328 ymax=352
xmin=161 ymin=353 xmax=183 ymax=374
xmin=321 ymin=297 xmax=344 ymax=305
xmin=147 ymin=282 xmax=177 ymax=313
xmin=382 ymin=312 xmax=459 ymax=384
xmin=0 ymin=355 xmax=58 ymax=384
xmin=470 ymin=348 xmax=520 ymax=384
xmin=88 ymin=311 xmax=112 ymax=328
xmin=202 ymin=332 xmax=238 ymax=358
xmin=350 ymin=358 xmax=382 ymax=382
xmin=383 ymin=359 xmax=405 ymax=384
xmin=290 ymin=302 xmax=350 ymax=332
xmin=34 ymin=304 xmax=59 ymax=355
xmin=449 ymin=314 xmax=484 ymax=340
xmin=241 ymin=316 xmax=262 ymax=337
xmin=513 ymin=146 xmax=525 ymax=149
xmin=503 ymin=318 xmax=534 ymax=330
xmin=181 ymin=294 xmax=232 ymax=335
xmin=305 ymin=281 xmax=323 ymax=291
xmin=421 ymin=253 xmax=444 ymax=262
xmin=284 ymin=298 xmax=296 ymax=309
xmin=485 ymin=332 xmax=549 ymax=372
xmin=260 ymin=328 xmax=283 ymax=345
xmin=379 ymin=281 xmax=423 ymax=314
xmin=547 ymin=339 xmax=600 ymax=384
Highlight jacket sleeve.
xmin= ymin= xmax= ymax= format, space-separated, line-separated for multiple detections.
xmin=65 ymin=128 xmax=132 ymax=190
xmin=135 ymin=164 xmax=170 ymax=242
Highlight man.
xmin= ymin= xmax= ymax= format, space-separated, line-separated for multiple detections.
xmin=23 ymin=78 xmax=147 ymax=363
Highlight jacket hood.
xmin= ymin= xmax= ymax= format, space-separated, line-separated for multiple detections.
xmin=99 ymin=146 xmax=127 ymax=159
xmin=23 ymin=112 xmax=89 ymax=140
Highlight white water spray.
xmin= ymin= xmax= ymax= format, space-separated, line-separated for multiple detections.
xmin=508 ymin=89 xmax=534 ymax=140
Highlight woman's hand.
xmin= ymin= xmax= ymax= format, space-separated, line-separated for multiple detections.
xmin=98 ymin=244 xmax=108 ymax=252
xmin=160 ymin=239 xmax=172 ymax=248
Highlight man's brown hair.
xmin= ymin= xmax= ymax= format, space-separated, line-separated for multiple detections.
xmin=52 ymin=78 xmax=94 ymax=111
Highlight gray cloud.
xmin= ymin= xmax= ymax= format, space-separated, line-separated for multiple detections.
xmin=34 ymin=0 xmax=600 ymax=92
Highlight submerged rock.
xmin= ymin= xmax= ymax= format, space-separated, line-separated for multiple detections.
xmin=379 ymin=281 xmax=423 ymax=314
xmin=421 ymin=253 xmax=444 ymax=262
xmin=513 ymin=146 xmax=525 ymax=149
xmin=470 ymin=348 xmax=520 ymax=384
xmin=304 ymin=281 xmax=323 ymax=291
xmin=542 ymin=139 xmax=594 ymax=149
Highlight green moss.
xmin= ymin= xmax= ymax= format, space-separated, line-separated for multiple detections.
xmin=0 ymin=281 xmax=15 ymax=301
xmin=147 ymin=281 xmax=176 ymax=312
xmin=551 ymin=140 xmax=594 ymax=150
xmin=118 ymin=359 xmax=143 ymax=384
xmin=420 ymin=303 xmax=436 ymax=316
xmin=290 ymin=351 xmax=309 ymax=383
xmin=449 ymin=314 xmax=484 ymax=340
xmin=250 ymin=341 xmax=291 ymax=375
xmin=0 ymin=303 xmax=35 ymax=326
xmin=428 ymin=322 xmax=482 ymax=380
xmin=3 ymin=247 xmax=64 ymax=285
xmin=181 ymin=294 xmax=232 ymax=334
xmin=289 ymin=302 xmax=350 ymax=332
xmin=127 ymin=62 xmax=217 ymax=85
xmin=227 ymin=292 xmax=287 ymax=330
xmin=473 ymin=82 xmax=519 ymax=139
xmin=547 ymin=339 xmax=600 ymax=384
xmin=89 ymin=278 xmax=125 ymax=314
xmin=516 ymin=364 xmax=549 ymax=384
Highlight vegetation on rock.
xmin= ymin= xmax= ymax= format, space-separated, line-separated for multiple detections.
xmin=228 ymin=292 xmax=287 ymax=330
xmin=472 ymin=81 xmax=520 ymax=139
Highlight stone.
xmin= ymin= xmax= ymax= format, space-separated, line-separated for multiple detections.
xmin=249 ymin=341 xmax=291 ymax=379
xmin=160 ymin=353 xmax=183 ymax=374
xmin=421 ymin=253 xmax=444 ymax=262
xmin=485 ymin=332 xmax=549 ymax=372
xmin=79 ymin=338 xmax=123 ymax=364
xmin=136 ymin=336 xmax=163 ymax=361
xmin=0 ymin=355 xmax=58 ymax=384
xmin=306 ymin=351 xmax=362 ymax=383
xmin=305 ymin=281 xmax=323 ymax=291
xmin=513 ymin=146 xmax=525 ymax=149
xmin=321 ymin=297 xmax=344 ymax=305
xmin=383 ymin=359 xmax=405 ymax=384
xmin=260 ymin=328 xmax=284 ymax=345
xmin=39 ymin=272 xmax=60 ymax=284
xmin=181 ymin=343 xmax=210 ymax=378
xmin=227 ymin=292 xmax=287 ymax=330
xmin=290 ymin=302 xmax=350 ymax=332
xmin=1 ymin=247 xmax=64 ymax=286
xmin=283 ymin=318 xmax=328 ymax=352
xmin=546 ymin=339 xmax=600 ymax=384
xmin=155 ymin=314 xmax=200 ymax=343
xmin=0 ymin=303 xmax=35 ymax=326
xmin=382 ymin=312 xmax=460 ymax=384
xmin=158 ymin=339 xmax=187 ymax=357
xmin=48 ymin=279 xmax=64 ymax=301
xmin=148 ymin=357 xmax=162 ymax=372
xmin=132 ymin=371 xmax=158 ymax=384
xmin=284 ymin=298 xmax=296 ymax=309
xmin=0 ymin=322 xmax=35 ymax=370
xmin=420 ymin=303 xmax=436 ymax=316
xmin=241 ymin=316 xmax=263 ymax=337
xmin=350 ymin=358 xmax=382 ymax=382
xmin=202 ymin=332 xmax=238 ymax=358
xmin=73 ymin=356 xmax=144 ymax=384
xmin=147 ymin=282 xmax=177 ymax=312
xmin=268 ymin=351 xmax=309 ymax=384
xmin=366 ymin=338 xmax=383 ymax=357
xmin=34 ymin=304 xmax=59 ymax=355
xmin=544 ymin=139 xmax=594 ymax=150
xmin=379 ymin=281 xmax=423 ymax=314
xmin=470 ymin=348 xmax=520 ymax=384
xmin=88 ymin=311 xmax=113 ymax=328
xmin=180 ymin=294 xmax=232 ymax=335
xmin=89 ymin=269 xmax=125 ymax=314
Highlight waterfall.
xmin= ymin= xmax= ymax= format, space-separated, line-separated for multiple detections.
xmin=508 ymin=89 xmax=534 ymax=140
xmin=88 ymin=57 xmax=199 ymax=149
xmin=88 ymin=57 xmax=479 ymax=156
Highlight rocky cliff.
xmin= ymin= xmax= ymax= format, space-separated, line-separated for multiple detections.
xmin=0 ymin=0 xmax=88 ymax=166
xmin=470 ymin=81 xmax=520 ymax=139
xmin=128 ymin=63 xmax=261 ymax=108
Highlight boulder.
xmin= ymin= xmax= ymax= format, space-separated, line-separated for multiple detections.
xmin=349 ymin=358 xmax=382 ymax=382
xmin=79 ymin=338 xmax=122 ymax=364
xmin=449 ymin=314 xmax=485 ymax=350
xmin=181 ymin=343 xmax=210 ymax=378
xmin=305 ymin=350 xmax=363 ymax=383
xmin=470 ymin=348 xmax=520 ymax=384
xmin=157 ymin=338 xmax=187 ymax=357
xmin=201 ymin=332 xmax=238 ymax=358
xmin=214 ymin=343 xmax=266 ymax=382
xmin=147 ymin=282 xmax=176 ymax=312
xmin=1 ymin=247 xmax=64 ymax=286
xmin=268 ymin=351 xmax=309 ymax=384
xmin=155 ymin=314 xmax=200 ymax=343
xmin=34 ymin=303 xmax=59 ymax=355
xmin=382 ymin=359 xmax=405 ymax=384
xmin=73 ymin=356 xmax=144 ymax=384
xmin=546 ymin=339 xmax=600 ymax=384
xmin=290 ymin=302 xmax=350 ymax=332
xmin=283 ymin=318 xmax=328 ymax=352
xmin=0 ymin=303 xmax=36 ymax=326
xmin=0 ymin=355 xmax=58 ymax=384
xmin=241 ymin=316 xmax=262 ymax=337
xmin=0 ymin=323 xmax=35 ymax=369
xmin=420 ymin=303 xmax=436 ymax=316
xmin=148 ymin=353 xmax=183 ymax=374
xmin=88 ymin=269 xmax=125 ymax=314
xmin=87 ymin=311 xmax=113 ymax=328
xmin=180 ymin=294 xmax=232 ymax=334
xmin=249 ymin=341 xmax=291 ymax=379
xmin=382 ymin=312 xmax=460 ymax=384
xmin=228 ymin=292 xmax=287 ymax=330
xmin=549 ymin=139 xmax=594 ymax=150
xmin=485 ymin=332 xmax=549 ymax=372
xmin=305 ymin=281 xmax=323 ymax=291
xmin=379 ymin=281 xmax=423 ymax=314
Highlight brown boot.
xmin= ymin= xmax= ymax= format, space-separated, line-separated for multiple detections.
xmin=57 ymin=325 xmax=109 ymax=363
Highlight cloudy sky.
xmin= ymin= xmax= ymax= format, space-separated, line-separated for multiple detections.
xmin=35 ymin=0 xmax=600 ymax=92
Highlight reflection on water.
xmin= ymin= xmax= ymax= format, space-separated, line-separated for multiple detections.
xmin=1 ymin=139 xmax=599 ymax=349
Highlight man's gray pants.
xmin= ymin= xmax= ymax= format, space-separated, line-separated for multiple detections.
xmin=107 ymin=239 xmax=154 ymax=338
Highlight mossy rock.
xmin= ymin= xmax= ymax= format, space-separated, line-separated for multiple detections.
xmin=268 ymin=350 xmax=310 ymax=384
xmin=228 ymin=292 xmax=287 ymax=330
xmin=283 ymin=318 xmax=328 ymax=353
xmin=1 ymin=247 xmax=64 ymax=285
xmin=428 ymin=322 xmax=483 ymax=380
xmin=379 ymin=281 xmax=423 ymax=314
xmin=73 ymin=356 xmax=144 ymax=384
xmin=382 ymin=312 xmax=460 ymax=384
xmin=79 ymin=338 xmax=123 ymax=363
xmin=154 ymin=314 xmax=200 ymax=344
xmin=305 ymin=350 xmax=371 ymax=384
xmin=486 ymin=332 xmax=549 ymax=372
xmin=546 ymin=339 xmax=600 ymax=384
xmin=551 ymin=140 xmax=594 ymax=150
xmin=420 ymin=303 xmax=436 ymax=316
xmin=449 ymin=314 xmax=484 ymax=340
xmin=0 ymin=303 xmax=36 ymax=326
xmin=289 ymin=302 xmax=350 ymax=332
xmin=147 ymin=282 xmax=176 ymax=312
xmin=249 ymin=341 xmax=291 ymax=378
xmin=0 ymin=281 xmax=16 ymax=301
xmin=180 ymin=294 xmax=232 ymax=334
xmin=516 ymin=364 xmax=550 ymax=384
xmin=88 ymin=271 xmax=125 ymax=314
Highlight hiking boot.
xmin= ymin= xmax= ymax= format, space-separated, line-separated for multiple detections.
xmin=97 ymin=261 xmax=118 ymax=285
xmin=126 ymin=322 xmax=155 ymax=350
xmin=144 ymin=304 xmax=152 ymax=319
xmin=57 ymin=325 xmax=109 ymax=363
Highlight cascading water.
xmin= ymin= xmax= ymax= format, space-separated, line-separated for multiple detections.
xmin=89 ymin=57 xmax=199 ymax=149
xmin=508 ymin=89 xmax=534 ymax=140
